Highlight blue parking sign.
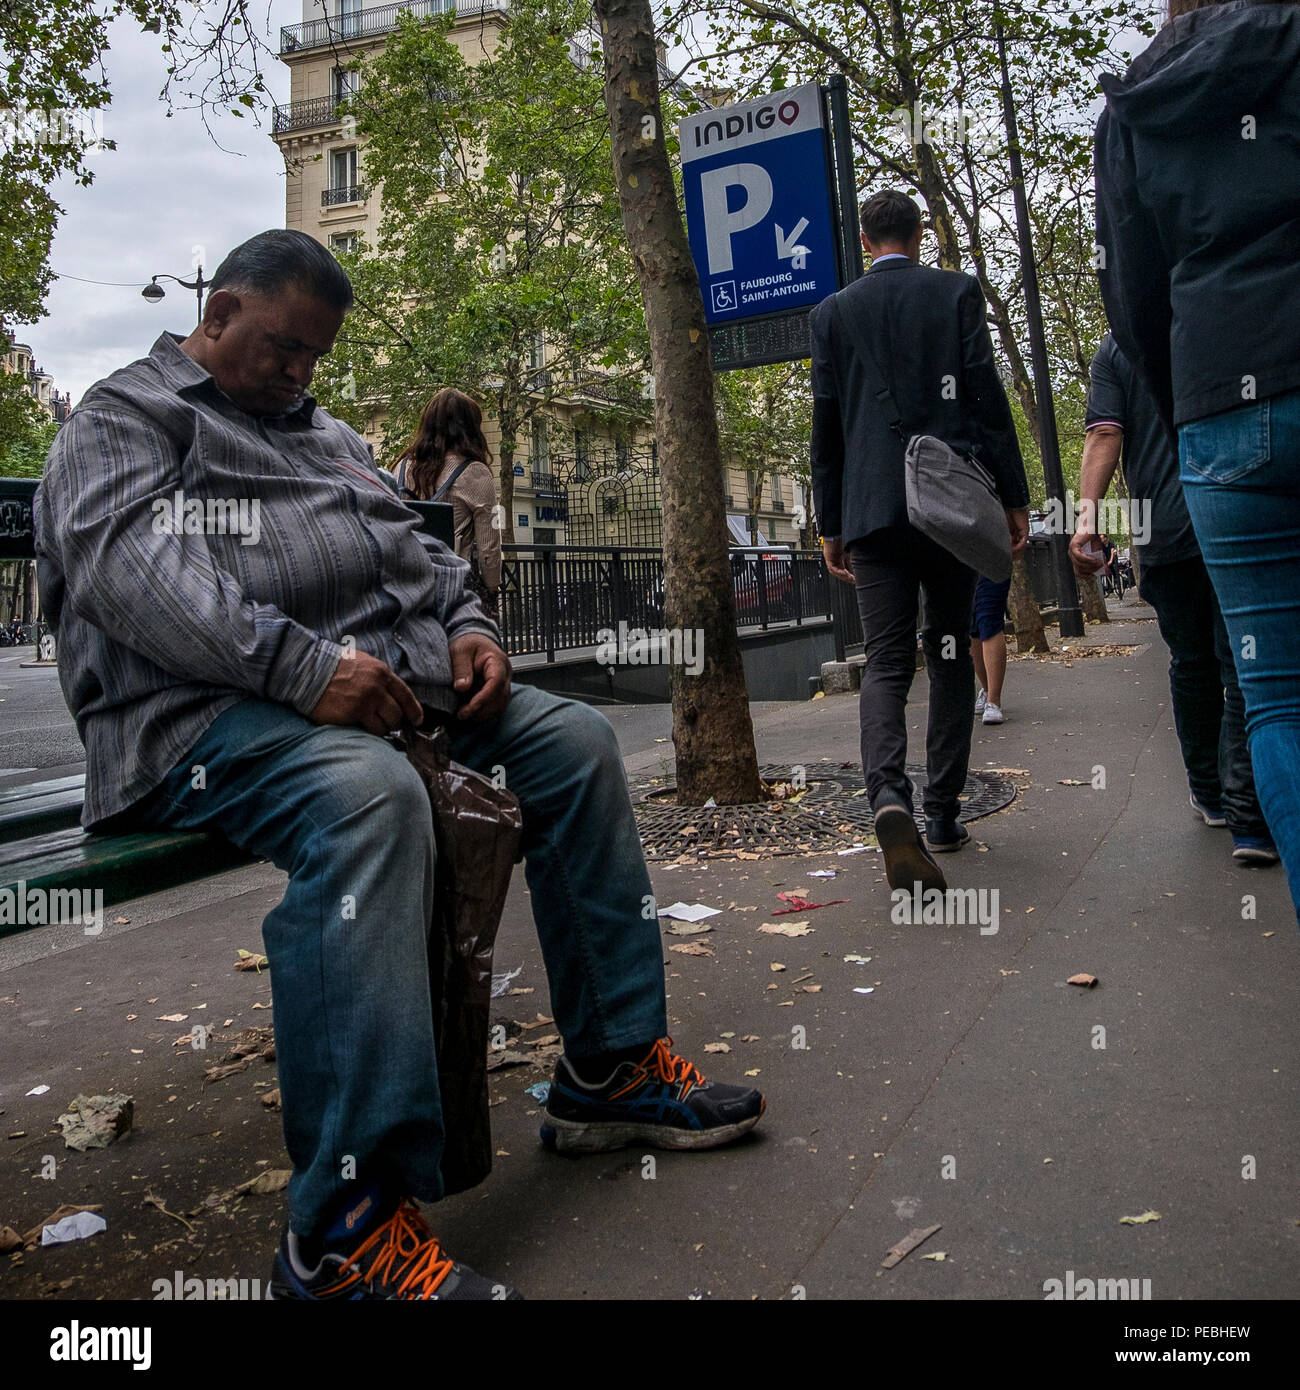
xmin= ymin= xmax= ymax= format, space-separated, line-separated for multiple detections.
xmin=681 ymin=84 xmax=840 ymax=325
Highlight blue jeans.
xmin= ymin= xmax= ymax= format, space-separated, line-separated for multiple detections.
xmin=1179 ymin=388 xmax=1300 ymax=921
xmin=136 ymin=683 xmax=667 ymax=1238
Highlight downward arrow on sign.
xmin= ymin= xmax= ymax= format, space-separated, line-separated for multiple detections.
xmin=775 ymin=218 xmax=810 ymax=260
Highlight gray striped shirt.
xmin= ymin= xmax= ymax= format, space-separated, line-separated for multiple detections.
xmin=34 ymin=333 xmax=500 ymax=827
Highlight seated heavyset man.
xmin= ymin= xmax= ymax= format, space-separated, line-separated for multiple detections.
xmin=34 ymin=230 xmax=764 ymax=1301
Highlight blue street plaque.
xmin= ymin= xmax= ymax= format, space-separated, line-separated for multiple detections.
xmin=680 ymin=84 xmax=840 ymax=327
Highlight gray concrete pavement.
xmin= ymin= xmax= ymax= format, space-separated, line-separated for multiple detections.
xmin=2 ymin=607 xmax=1297 ymax=1306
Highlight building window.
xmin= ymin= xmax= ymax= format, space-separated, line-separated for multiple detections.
xmin=531 ymin=420 xmax=550 ymax=473
xmin=329 ymin=231 xmax=359 ymax=256
xmin=331 ymin=66 xmax=359 ymax=109
xmin=517 ymin=514 xmax=530 ymax=528
xmin=329 ymin=147 xmax=359 ymax=196
xmin=338 ymin=0 xmax=362 ymax=40
xmin=574 ymin=428 xmax=590 ymax=479
xmin=615 ymin=438 xmax=629 ymax=470
xmin=432 ymin=146 xmax=461 ymax=191
xmin=534 ymin=527 xmax=557 ymax=544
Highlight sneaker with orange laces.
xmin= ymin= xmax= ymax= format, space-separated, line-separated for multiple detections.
xmin=540 ymin=1036 xmax=766 ymax=1155
xmin=269 ymin=1189 xmax=522 ymax=1300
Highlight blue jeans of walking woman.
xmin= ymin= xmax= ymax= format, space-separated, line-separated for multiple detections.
xmin=1179 ymin=387 xmax=1300 ymax=922
xmin=132 ymin=682 xmax=668 ymax=1240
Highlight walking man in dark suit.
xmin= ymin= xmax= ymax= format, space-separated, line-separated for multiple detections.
xmin=810 ymin=190 xmax=1030 ymax=895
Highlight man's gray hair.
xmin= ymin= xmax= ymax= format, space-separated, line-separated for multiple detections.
xmin=209 ymin=229 xmax=354 ymax=311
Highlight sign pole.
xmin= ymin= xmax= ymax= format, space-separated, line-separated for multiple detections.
xmin=824 ymin=75 xmax=863 ymax=286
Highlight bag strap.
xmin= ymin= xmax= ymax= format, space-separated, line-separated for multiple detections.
xmin=831 ymin=294 xmax=905 ymax=441
xmin=431 ymin=460 xmax=472 ymax=504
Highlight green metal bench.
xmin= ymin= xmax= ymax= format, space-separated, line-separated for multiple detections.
xmin=0 ymin=475 xmax=453 ymax=939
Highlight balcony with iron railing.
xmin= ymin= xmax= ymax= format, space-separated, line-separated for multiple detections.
xmin=273 ymin=95 xmax=349 ymax=135
xmin=529 ymin=470 xmax=565 ymax=495
xmin=322 ymin=184 xmax=368 ymax=206
xmin=280 ymin=0 xmax=508 ymax=55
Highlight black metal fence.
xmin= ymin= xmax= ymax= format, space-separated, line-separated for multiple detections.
xmin=498 ymin=544 xmax=862 ymax=661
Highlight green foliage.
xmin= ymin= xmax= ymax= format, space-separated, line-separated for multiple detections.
xmin=0 ymin=404 xmax=59 ymax=477
xmin=0 ymin=2 xmax=271 ymax=327
xmin=315 ymin=0 xmax=652 ymax=473
xmin=714 ymin=358 xmax=812 ymax=482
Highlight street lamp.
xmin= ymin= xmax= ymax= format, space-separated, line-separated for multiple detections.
xmin=142 ymin=267 xmax=212 ymax=326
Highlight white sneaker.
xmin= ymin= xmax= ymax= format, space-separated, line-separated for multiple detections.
xmin=974 ymin=689 xmax=987 ymax=716
xmin=982 ymin=703 xmax=1004 ymax=725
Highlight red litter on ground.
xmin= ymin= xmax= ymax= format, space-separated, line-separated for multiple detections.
xmin=773 ymin=892 xmax=848 ymax=914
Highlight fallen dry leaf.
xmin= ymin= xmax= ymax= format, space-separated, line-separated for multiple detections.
xmin=1119 ymin=1211 xmax=1161 ymax=1225
xmin=1067 ymin=973 xmax=1098 ymax=988
xmin=237 ymin=1169 xmax=291 ymax=1196
xmin=759 ymin=921 xmax=814 ymax=937
xmin=235 ymin=949 xmax=269 ymax=973
xmin=741 ymin=1034 xmax=760 ymax=1042
xmin=769 ymin=963 xmax=786 ymax=972
xmin=203 ymin=1060 xmax=251 ymax=1084
xmin=665 ymin=922 xmax=712 ymax=937
xmin=156 ymin=1013 xmax=188 ymax=1023
xmin=704 ymin=1042 xmax=730 ymax=1054
xmin=744 ymin=1068 xmax=761 ymax=1076
xmin=669 ymin=942 xmax=714 ymax=956
xmin=800 ymin=984 xmax=822 ymax=993
xmin=261 ymin=1089 xmax=281 ymax=1110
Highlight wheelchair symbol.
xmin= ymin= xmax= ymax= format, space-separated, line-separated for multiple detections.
xmin=711 ymin=280 xmax=737 ymax=313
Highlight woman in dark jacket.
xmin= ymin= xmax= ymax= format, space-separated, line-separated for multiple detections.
xmin=390 ymin=388 xmax=502 ymax=622
xmin=1095 ymin=0 xmax=1300 ymax=921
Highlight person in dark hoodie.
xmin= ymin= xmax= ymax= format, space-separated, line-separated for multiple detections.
xmin=1094 ymin=0 xmax=1300 ymax=922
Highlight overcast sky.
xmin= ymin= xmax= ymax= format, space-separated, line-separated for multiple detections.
xmin=15 ymin=1 xmax=302 ymax=404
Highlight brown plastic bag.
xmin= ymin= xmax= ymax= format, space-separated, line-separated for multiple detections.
xmin=397 ymin=723 xmax=522 ymax=1197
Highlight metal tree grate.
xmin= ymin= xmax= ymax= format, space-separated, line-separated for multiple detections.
xmin=633 ymin=763 xmax=1017 ymax=861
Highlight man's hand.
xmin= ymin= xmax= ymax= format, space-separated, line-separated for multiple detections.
xmin=1068 ymin=517 xmax=1107 ymax=579
xmin=450 ymin=633 xmax=512 ymax=723
xmin=822 ymin=537 xmax=856 ymax=585
xmin=1006 ymin=507 xmax=1030 ymax=558
xmin=309 ymin=650 xmax=423 ymax=736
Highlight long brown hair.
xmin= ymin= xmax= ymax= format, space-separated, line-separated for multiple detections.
xmin=397 ymin=387 xmax=493 ymax=499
